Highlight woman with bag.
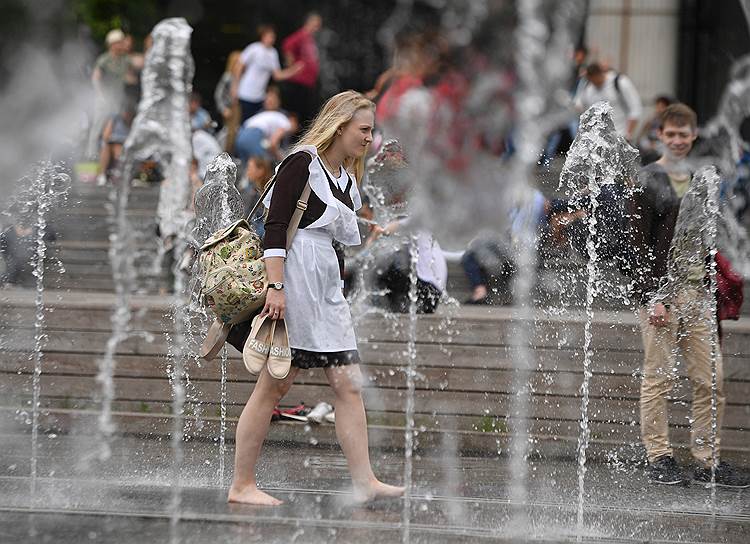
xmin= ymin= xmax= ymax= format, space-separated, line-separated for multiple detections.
xmin=227 ymin=91 xmax=405 ymax=506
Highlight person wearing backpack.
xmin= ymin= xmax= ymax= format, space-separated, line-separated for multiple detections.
xmin=574 ymin=62 xmax=642 ymax=142
xmin=226 ymin=91 xmax=404 ymax=506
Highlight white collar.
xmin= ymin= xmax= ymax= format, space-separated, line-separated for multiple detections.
xmin=262 ymin=146 xmax=362 ymax=245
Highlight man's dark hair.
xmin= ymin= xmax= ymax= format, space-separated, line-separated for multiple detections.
xmin=655 ymin=95 xmax=675 ymax=107
xmin=190 ymin=91 xmax=202 ymax=103
xmin=586 ymin=62 xmax=605 ymax=77
xmin=660 ymin=103 xmax=697 ymax=131
xmin=257 ymin=24 xmax=274 ymax=39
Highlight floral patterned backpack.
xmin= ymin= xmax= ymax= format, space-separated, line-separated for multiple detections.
xmin=199 ymin=219 xmax=269 ymax=325
xmin=198 ymin=151 xmax=313 ymax=352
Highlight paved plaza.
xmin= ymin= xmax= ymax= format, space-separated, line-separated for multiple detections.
xmin=1 ymin=428 xmax=748 ymax=543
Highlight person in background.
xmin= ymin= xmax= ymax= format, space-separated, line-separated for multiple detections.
xmin=190 ymin=91 xmax=214 ymax=133
xmin=638 ymin=95 xmax=676 ymax=165
xmin=192 ymin=127 xmax=223 ymax=180
xmin=123 ymin=34 xmax=146 ymax=103
xmin=232 ymin=25 xmax=302 ymax=123
xmin=0 ymin=208 xmax=56 ymax=286
xmin=281 ymin=12 xmax=323 ymax=129
xmin=87 ymin=29 xmax=130 ymax=158
xmin=572 ymin=45 xmax=589 ymax=86
xmin=0 ymin=222 xmax=35 ymax=286
xmin=241 ymin=156 xmax=274 ymax=236
xmin=215 ymin=50 xmax=243 ymax=152
xmin=542 ymin=44 xmax=590 ymax=162
xmin=96 ymin=100 xmax=136 ymax=185
xmin=629 ymin=103 xmax=750 ymax=488
xmin=731 ymin=122 xmax=750 ymax=225
xmin=368 ymin=223 xmax=447 ymax=314
xmin=234 ymin=86 xmax=299 ymax=163
xmin=364 ymin=30 xmax=421 ymax=102
xmin=574 ymin=62 xmax=642 ymax=142
xmin=463 ymin=190 xmax=549 ymax=305
xmin=180 ymin=157 xmax=208 ymax=273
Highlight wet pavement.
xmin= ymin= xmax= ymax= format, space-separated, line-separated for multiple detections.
xmin=0 ymin=430 xmax=748 ymax=543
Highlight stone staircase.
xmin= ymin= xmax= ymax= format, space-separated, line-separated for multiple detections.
xmin=1 ymin=289 xmax=748 ymax=462
xmin=36 ymin=182 xmax=750 ymax=314
xmin=41 ymin=183 xmax=171 ymax=292
xmin=1 ymin=180 xmax=748 ymax=461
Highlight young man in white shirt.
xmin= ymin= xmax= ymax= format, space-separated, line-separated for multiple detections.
xmin=574 ymin=62 xmax=643 ymax=141
xmin=231 ymin=25 xmax=302 ymax=123
xmin=235 ymin=87 xmax=299 ymax=162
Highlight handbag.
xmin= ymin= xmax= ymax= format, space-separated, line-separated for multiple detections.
xmin=716 ymin=250 xmax=744 ymax=321
xmin=198 ymin=151 xmax=313 ymax=359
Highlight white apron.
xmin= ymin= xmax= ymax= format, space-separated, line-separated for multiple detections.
xmin=284 ymin=228 xmax=357 ymax=351
xmin=263 ymin=145 xmax=363 ymax=352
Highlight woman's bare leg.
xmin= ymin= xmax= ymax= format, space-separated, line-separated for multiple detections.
xmin=228 ymin=366 xmax=299 ymax=505
xmin=325 ymin=364 xmax=405 ymax=502
xmin=97 ymin=143 xmax=112 ymax=176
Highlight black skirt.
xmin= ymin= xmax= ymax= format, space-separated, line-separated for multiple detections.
xmin=226 ymin=318 xmax=359 ymax=369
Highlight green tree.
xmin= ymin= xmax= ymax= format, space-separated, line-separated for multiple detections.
xmin=71 ymin=0 xmax=161 ymax=44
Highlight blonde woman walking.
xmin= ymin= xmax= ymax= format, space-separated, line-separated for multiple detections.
xmin=227 ymin=91 xmax=405 ymax=506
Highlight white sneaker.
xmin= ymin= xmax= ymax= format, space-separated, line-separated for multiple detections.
xmin=307 ymin=402 xmax=333 ymax=424
xmin=96 ymin=174 xmax=107 ymax=186
xmin=324 ymin=411 xmax=335 ymax=424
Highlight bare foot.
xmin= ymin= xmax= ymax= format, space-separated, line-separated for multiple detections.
xmin=472 ymin=285 xmax=488 ymax=301
xmin=227 ymin=486 xmax=283 ymax=506
xmin=352 ymin=479 xmax=405 ymax=504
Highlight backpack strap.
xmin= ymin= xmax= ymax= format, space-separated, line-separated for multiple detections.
xmin=285 ymin=182 xmax=311 ymax=250
xmin=613 ymin=72 xmax=629 ymax=115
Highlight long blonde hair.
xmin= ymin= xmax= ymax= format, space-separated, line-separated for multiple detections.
xmin=294 ymin=90 xmax=375 ymax=182
xmin=225 ymin=50 xmax=242 ymax=73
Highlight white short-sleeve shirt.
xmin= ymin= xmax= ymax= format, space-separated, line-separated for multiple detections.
xmin=237 ymin=42 xmax=281 ymax=102
xmin=243 ymin=110 xmax=291 ymax=136
xmin=573 ymin=71 xmax=643 ymax=136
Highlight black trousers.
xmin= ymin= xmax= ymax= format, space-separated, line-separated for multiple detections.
xmin=375 ymin=263 xmax=441 ymax=314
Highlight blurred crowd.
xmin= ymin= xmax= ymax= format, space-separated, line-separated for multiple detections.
xmin=0 ymin=12 xmax=737 ymax=315
xmin=6 ymin=12 xmax=749 ymax=311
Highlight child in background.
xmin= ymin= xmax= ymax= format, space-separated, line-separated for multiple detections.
xmin=241 ymin=156 xmax=273 ymax=236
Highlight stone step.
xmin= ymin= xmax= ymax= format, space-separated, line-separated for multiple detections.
xmin=2 ymin=290 xmax=748 ymax=355
xmin=45 ymin=262 xmax=166 ymax=277
xmin=35 ymin=277 xmax=170 ymax=293
xmin=8 ymin=407 xmax=747 ymax=463
xmin=2 ymin=369 xmax=748 ymax=438
xmin=50 ymin=182 xmax=750 ymax=314
xmin=43 ymin=222 xmax=703 ymax=313
xmin=0 ymin=378 xmax=750 ymax=457
xmin=2 ymin=327 xmax=749 ymax=381
xmin=3 ymin=350 xmax=748 ymax=406
xmin=36 ymin=240 xmax=704 ymax=311
xmin=2 ymin=289 xmax=748 ymax=456
xmin=67 ymin=184 xmax=160 ymax=199
xmin=51 ymin=241 xmax=168 ymax=266
xmin=56 ymin=204 xmax=156 ymax=219
xmin=12 ymin=259 xmax=172 ymax=293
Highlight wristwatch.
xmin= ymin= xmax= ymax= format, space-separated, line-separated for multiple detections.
xmin=268 ymin=282 xmax=284 ymax=290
